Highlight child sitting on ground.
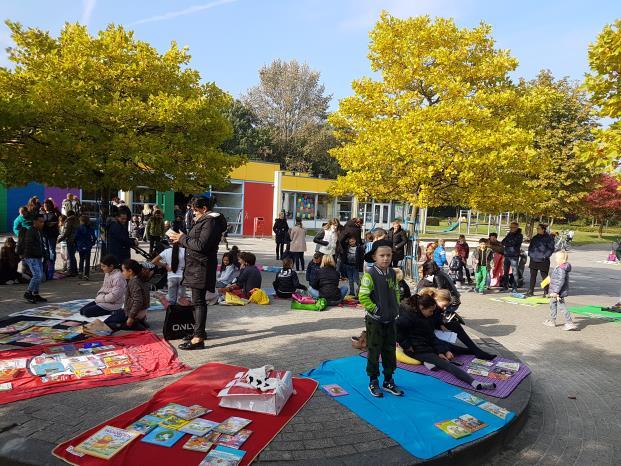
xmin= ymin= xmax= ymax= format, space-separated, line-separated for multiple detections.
xmin=544 ymin=250 xmax=577 ymax=331
xmin=306 ymin=252 xmax=323 ymax=295
xmin=395 ymin=268 xmax=411 ymax=300
xmin=216 ymin=252 xmax=239 ymax=288
xmin=359 ymin=239 xmax=404 ymax=398
xmin=472 ymin=238 xmax=493 ymax=294
xmin=226 ymin=251 xmax=261 ymax=298
xmin=273 ymin=257 xmax=307 ymax=298
xmin=104 ymin=259 xmax=149 ymax=331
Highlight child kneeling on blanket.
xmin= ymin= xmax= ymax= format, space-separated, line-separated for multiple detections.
xmin=359 ymin=239 xmax=404 ymax=398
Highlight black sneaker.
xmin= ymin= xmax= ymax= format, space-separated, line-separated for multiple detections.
xmin=33 ymin=295 xmax=47 ymax=303
xmin=369 ymin=380 xmax=383 ymax=398
xmin=24 ymin=291 xmax=36 ymax=303
xmin=382 ymin=379 xmax=404 ymax=396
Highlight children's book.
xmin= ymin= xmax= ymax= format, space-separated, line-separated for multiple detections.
xmin=182 ymin=404 xmax=212 ymax=420
xmin=140 ymin=427 xmax=185 ymax=447
xmin=83 ymin=342 xmax=103 ymax=349
xmin=0 ymin=322 xmax=35 ymax=334
xmin=217 ymin=429 xmax=252 ymax=449
xmin=103 ymin=366 xmax=132 ymax=376
xmin=466 ymin=367 xmax=489 ymax=377
xmin=74 ymin=367 xmax=103 ymax=378
xmin=183 ymin=435 xmax=215 ymax=452
xmin=215 ymin=417 xmax=252 ymax=435
xmin=0 ymin=335 xmax=18 ymax=344
xmin=153 ymin=402 xmax=195 ymax=420
xmin=434 ymin=330 xmax=458 ymax=343
xmin=434 ymin=420 xmax=471 ymax=439
xmin=49 ymin=344 xmax=77 ymax=353
xmin=470 ymin=358 xmax=494 ymax=367
xmin=180 ymin=418 xmax=219 ymax=437
xmin=199 ymin=445 xmax=246 ymax=465
xmin=453 ymin=414 xmax=487 ymax=433
xmin=488 ymin=367 xmax=511 ymax=380
xmin=495 ymin=361 xmax=520 ymax=372
xmin=0 ymin=382 xmax=13 ymax=391
xmin=204 ymin=431 xmax=222 ymax=443
xmin=0 ymin=369 xmax=20 ymax=381
xmin=74 ymin=425 xmax=139 ymax=460
xmin=322 ymin=384 xmax=348 ymax=397
xmin=158 ymin=415 xmax=190 ymax=430
xmin=34 ymin=319 xmax=64 ymax=327
xmin=126 ymin=415 xmax=162 ymax=435
xmin=479 ymin=401 xmax=510 ymax=420
xmin=454 ymin=391 xmax=484 ymax=406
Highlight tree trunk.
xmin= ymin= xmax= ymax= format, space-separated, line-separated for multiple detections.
xmin=598 ymin=221 xmax=604 ymax=239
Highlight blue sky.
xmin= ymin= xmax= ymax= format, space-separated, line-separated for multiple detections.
xmin=0 ymin=0 xmax=619 ymax=109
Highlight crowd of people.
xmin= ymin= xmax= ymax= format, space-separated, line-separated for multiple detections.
xmin=1 ymin=195 xmax=576 ymax=381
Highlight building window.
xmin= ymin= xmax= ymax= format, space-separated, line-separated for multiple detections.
xmin=358 ymin=203 xmax=373 ymax=223
xmin=316 ymin=194 xmax=334 ymax=221
xmin=132 ymin=187 xmax=157 ymax=215
xmin=336 ymin=196 xmax=353 ymax=222
xmin=212 ymin=181 xmax=243 ymax=235
xmin=296 ymin=193 xmax=316 ymax=221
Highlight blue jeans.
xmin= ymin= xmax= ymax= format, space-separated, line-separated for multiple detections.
xmin=503 ymin=256 xmax=521 ymax=291
xmin=342 ymin=264 xmax=360 ymax=296
xmin=24 ymin=258 xmax=43 ymax=294
xmin=308 ymin=286 xmax=348 ymax=300
xmin=167 ymin=276 xmax=186 ymax=305
xmin=45 ymin=235 xmax=57 ymax=263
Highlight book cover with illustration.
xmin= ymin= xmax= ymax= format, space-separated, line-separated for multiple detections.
xmin=126 ymin=415 xmax=162 ymax=435
xmin=183 ymin=435 xmax=215 ymax=452
xmin=495 ymin=361 xmax=519 ymax=372
xmin=454 ymin=391 xmax=484 ymax=405
xmin=470 ymin=358 xmax=494 ymax=367
xmin=141 ymin=426 xmax=185 ymax=448
xmin=466 ymin=367 xmax=489 ymax=377
xmin=453 ymin=414 xmax=487 ymax=432
xmin=158 ymin=415 xmax=189 ymax=430
xmin=199 ymin=445 xmax=246 ymax=465
xmin=217 ymin=429 xmax=252 ymax=449
xmin=434 ymin=420 xmax=471 ymax=439
xmin=180 ymin=418 xmax=219 ymax=437
xmin=322 ymin=384 xmax=349 ymax=397
xmin=215 ymin=417 xmax=252 ymax=435
xmin=74 ymin=425 xmax=139 ymax=459
xmin=479 ymin=401 xmax=510 ymax=419
xmin=153 ymin=403 xmax=196 ymax=420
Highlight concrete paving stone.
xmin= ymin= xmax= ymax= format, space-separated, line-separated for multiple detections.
xmin=302 ymin=438 xmax=337 ymax=449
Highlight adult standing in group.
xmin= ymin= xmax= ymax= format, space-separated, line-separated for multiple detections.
xmin=41 ymin=199 xmax=60 ymax=269
xmin=342 ymin=218 xmax=363 ymax=245
xmin=501 ymin=222 xmax=523 ymax=292
xmin=106 ymin=211 xmax=135 ymax=264
xmin=146 ymin=209 xmax=165 ymax=256
xmin=488 ymin=232 xmax=505 ymax=287
xmin=314 ymin=218 xmax=339 ymax=258
xmin=288 ymin=217 xmax=307 ymax=271
xmin=23 ymin=215 xmax=47 ymax=303
xmin=57 ymin=210 xmax=79 ymax=277
xmin=527 ymin=223 xmax=555 ymax=297
xmin=61 ymin=193 xmax=81 ymax=216
xmin=272 ymin=212 xmax=289 ymax=260
xmin=387 ymin=221 xmax=408 ymax=267
xmin=169 ymin=196 xmax=227 ymax=351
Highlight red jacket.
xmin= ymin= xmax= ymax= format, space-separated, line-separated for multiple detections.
xmin=455 ymin=242 xmax=469 ymax=260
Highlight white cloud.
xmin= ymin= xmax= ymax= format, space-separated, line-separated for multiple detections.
xmin=339 ymin=0 xmax=463 ymax=31
xmin=81 ymin=0 xmax=97 ymax=26
xmin=130 ymin=0 xmax=238 ymax=26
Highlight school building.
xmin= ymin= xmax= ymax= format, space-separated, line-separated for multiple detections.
xmin=0 ymin=161 xmax=409 ymax=235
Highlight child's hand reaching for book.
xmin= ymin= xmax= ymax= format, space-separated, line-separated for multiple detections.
xmin=445 ymin=351 xmax=454 ymax=360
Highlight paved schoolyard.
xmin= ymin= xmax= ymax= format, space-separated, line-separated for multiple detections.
xmin=0 ymin=237 xmax=619 ymax=465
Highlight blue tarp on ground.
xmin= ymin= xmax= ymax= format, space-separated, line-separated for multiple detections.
xmin=302 ymin=355 xmax=515 ymax=460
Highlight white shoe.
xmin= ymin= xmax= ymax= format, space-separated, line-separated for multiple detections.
xmin=543 ymin=319 xmax=556 ymax=327
xmin=563 ymin=322 xmax=578 ymax=331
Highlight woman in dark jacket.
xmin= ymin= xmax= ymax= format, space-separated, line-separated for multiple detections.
xmin=42 ymin=199 xmax=60 ymax=266
xmin=388 ymin=221 xmax=408 ymax=267
xmin=309 ymin=254 xmax=346 ymax=306
xmin=527 ymin=224 xmax=555 ymax=297
xmin=273 ymin=212 xmax=289 ymax=260
xmin=396 ymin=294 xmax=496 ymax=390
xmin=169 ymin=196 xmax=227 ymax=350
xmin=416 ymin=260 xmax=460 ymax=310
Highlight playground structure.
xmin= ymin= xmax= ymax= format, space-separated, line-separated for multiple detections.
xmin=456 ymin=210 xmax=512 ymax=236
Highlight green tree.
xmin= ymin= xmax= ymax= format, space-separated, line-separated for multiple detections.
xmin=0 ymin=21 xmax=242 ymax=193
xmin=585 ymin=18 xmax=621 ymax=163
xmin=220 ymin=99 xmax=274 ymax=161
xmin=243 ymin=59 xmax=338 ymax=176
xmin=329 ymin=14 xmax=533 ymax=216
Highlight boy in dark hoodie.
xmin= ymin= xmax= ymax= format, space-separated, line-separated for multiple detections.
xmin=359 ymin=239 xmax=403 ymax=398
xmin=544 ymin=251 xmax=576 ymax=331
xmin=273 ymin=257 xmax=306 ymax=298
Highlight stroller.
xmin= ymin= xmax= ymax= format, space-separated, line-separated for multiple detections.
xmin=132 ymin=244 xmax=168 ymax=291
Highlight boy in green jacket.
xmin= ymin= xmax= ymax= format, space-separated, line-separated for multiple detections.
xmin=359 ymin=239 xmax=404 ymax=398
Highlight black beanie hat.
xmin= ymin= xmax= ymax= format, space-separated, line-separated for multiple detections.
xmin=364 ymin=239 xmax=393 ymax=263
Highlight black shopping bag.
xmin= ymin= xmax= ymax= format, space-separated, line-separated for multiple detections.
xmin=163 ymin=304 xmax=196 ymax=340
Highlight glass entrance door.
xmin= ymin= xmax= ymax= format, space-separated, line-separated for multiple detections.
xmin=373 ymin=203 xmax=391 ymax=228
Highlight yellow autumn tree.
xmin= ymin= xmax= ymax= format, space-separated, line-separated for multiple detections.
xmin=329 ymin=13 xmax=534 ymax=216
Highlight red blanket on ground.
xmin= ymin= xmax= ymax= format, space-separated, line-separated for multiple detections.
xmin=53 ymin=362 xmax=318 ymax=466
xmin=0 ymin=331 xmax=189 ymax=405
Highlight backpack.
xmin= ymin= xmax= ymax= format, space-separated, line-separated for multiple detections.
xmin=449 ymin=255 xmax=462 ymax=271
